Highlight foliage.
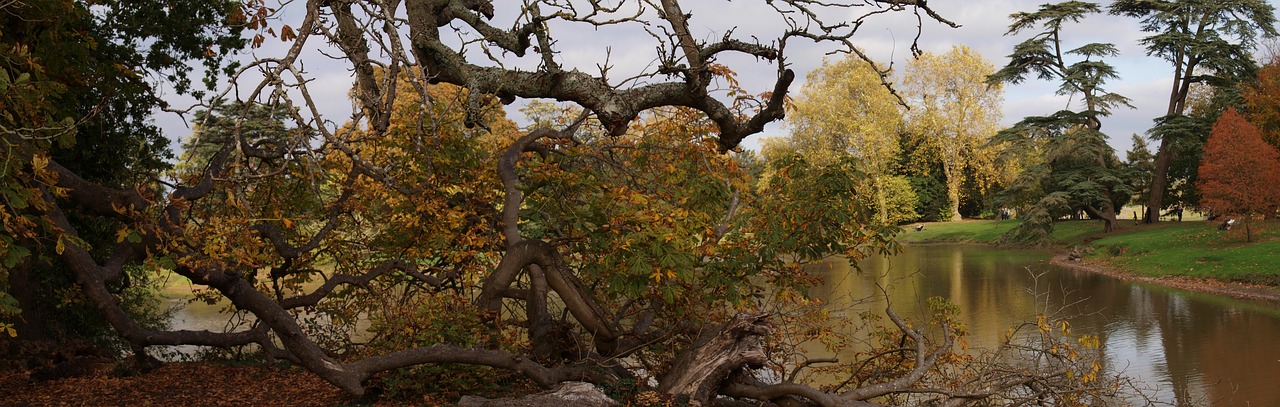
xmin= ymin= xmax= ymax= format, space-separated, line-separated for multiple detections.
xmin=4 ymin=0 xmax=1142 ymax=405
xmin=0 ymin=0 xmax=246 ymax=340
xmin=995 ymin=193 xmax=1072 ymax=247
xmin=989 ymin=2 xmax=1132 ymax=119
xmin=175 ymin=101 xmax=302 ymax=174
xmin=1243 ymin=54 xmax=1280 ymax=148
xmin=785 ymin=56 xmax=902 ymax=173
xmin=902 ymin=45 xmax=1005 ymax=221
xmin=749 ymin=152 xmax=898 ymax=266
xmin=1151 ymin=83 xmax=1245 ymax=212
xmin=1110 ymin=0 xmax=1278 ymax=222
xmin=907 ymin=174 xmax=950 ymax=222
xmin=1196 ymin=108 xmax=1280 ymax=242
xmin=989 ymin=1 xmax=1135 ymax=244
xmin=871 ymin=175 xmax=919 ymax=225
xmin=782 ymin=55 xmax=909 ymax=225
xmin=1125 ymin=134 xmax=1155 ymax=215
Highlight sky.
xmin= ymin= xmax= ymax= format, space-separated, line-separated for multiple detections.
xmin=154 ymin=0 xmax=1279 ymax=156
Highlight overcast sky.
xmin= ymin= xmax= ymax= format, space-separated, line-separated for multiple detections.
xmin=155 ymin=0 xmax=1279 ymax=156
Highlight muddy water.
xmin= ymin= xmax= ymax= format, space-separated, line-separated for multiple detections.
xmin=805 ymin=245 xmax=1280 ymax=406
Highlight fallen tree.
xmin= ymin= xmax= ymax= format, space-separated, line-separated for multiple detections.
xmin=3 ymin=0 xmax=1139 ymax=405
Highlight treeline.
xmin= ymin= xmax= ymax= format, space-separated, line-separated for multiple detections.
xmin=766 ymin=1 xmax=1280 ymax=247
xmin=763 ymin=45 xmax=1010 ymax=225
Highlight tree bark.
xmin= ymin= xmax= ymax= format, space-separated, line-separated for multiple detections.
xmin=1145 ymin=144 xmax=1172 ymax=224
xmin=943 ymin=163 xmax=963 ymax=222
xmin=658 ymin=313 xmax=771 ymax=404
xmin=1081 ymin=204 xmax=1116 ymax=233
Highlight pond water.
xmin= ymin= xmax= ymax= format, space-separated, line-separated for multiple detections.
xmin=160 ymin=245 xmax=1280 ymax=405
xmin=805 ymin=244 xmax=1280 ymax=406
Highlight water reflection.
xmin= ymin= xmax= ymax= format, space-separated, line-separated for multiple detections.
xmin=806 ymin=245 xmax=1280 ymax=406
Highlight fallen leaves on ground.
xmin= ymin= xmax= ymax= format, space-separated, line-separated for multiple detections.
xmin=0 ymin=362 xmax=379 ymax=406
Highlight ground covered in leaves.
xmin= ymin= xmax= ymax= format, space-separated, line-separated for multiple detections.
xmin=0 ymin=362 xmax=450 ymax=406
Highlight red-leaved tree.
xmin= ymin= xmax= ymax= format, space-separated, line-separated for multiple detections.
xmin=1197 ymin=107 xmax=1280 ymax=241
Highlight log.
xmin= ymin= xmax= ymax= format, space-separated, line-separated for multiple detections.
xmin=658 ymin=313 xmax=772 ymax=404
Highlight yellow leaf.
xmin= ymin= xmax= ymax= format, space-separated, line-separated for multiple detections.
xmin=31 ymin=154 xmax=48 ymax=171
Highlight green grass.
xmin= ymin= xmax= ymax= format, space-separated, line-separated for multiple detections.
xmin=1087 ymin=220 xmax=1280 ymax=283
xmin=898 ymin=218 xmax=1280 ymax=285
xmin=896 ymin=218 xmax=1113 ymax=245
xmin=896 ymin=219 xmax=1023 ymax=244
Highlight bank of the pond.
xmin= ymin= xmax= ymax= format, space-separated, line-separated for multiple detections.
xmin=898 ymin=219 xmax=1280 ymax=302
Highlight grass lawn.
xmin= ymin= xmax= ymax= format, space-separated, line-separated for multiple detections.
xmin=898 ymin=218 xmax=1280 ymax=285
xmin=896 ymin=219 xmax=1022 ymax=244
xmin=897 ymin=218 xmax=1114 ymax=245
xmin=1087 ymin=220 xmax=1280 ymax=284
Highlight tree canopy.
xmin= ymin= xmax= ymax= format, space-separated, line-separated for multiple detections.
xmin=2 ymin=0 xmax=1135 ymax=405
xmin=989 ymin=1 xmax=1134 ymax=244
xmin=1197 ymin=107 xmax=1280 ymax=242
xmin=1110 ymin=0 xmax=1278 ymax=223
xmin=782 ymin=55 xmax=915 ymax=224
xmin=903 ymin=45 xmax=1005 ymax=221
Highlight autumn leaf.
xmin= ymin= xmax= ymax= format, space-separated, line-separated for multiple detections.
xmin=1197 ymin=108 xmax=1280 ymax=241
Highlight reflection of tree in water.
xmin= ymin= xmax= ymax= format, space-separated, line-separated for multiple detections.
xmin=809 ymin=245 xmax=1280 ymax=405
xmin=1152 ymin=293 xmax=1205 ymax=405
xmin=1189 ymin=299 xmax=1280 ymax=406
xmin=1095 ymin=279 xmax=1280 ymax=406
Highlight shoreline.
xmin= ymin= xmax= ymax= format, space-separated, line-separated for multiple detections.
xmin=1048 ymin=253 xmax=1280 ymax=303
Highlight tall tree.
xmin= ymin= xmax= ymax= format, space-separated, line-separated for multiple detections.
xmin=1197 ymin=107 xmax=1280 ymax=241
xmin=1125 ymin=134 xmax=1156 ymax=219
xmin=988 ymin=1 xmax=1135 ymax=241
xmin=1 ymin=0 xmax=247 ymax=341
xmin=1110 ymin=0 xmax=1277 ymax=223
xmin=903 ymin=45 xmax=1004 ymax=221
xmin=785 ymin=55 xmax=909 ymax=224
xmin=1163 ymin=82 xmax=1244 ymax=212
xmin=1243 ymin=55 xmax=1280 ymax=149
xmin=787 ymin=56 xmax=902 ymax=172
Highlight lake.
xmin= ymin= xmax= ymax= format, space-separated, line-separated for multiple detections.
xmin=805 ymin=244 xmax=1280 ymax=406
xmin=162 ymin=245 xmax=1280 ymax=405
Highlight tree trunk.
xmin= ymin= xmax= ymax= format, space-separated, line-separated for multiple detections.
xmin=658 ymin=313 xmax=771 ymax=404
xmin=1145 ymin=141 xmax=1173 ymax=224
xmin=1081 ymin=204 xmax=1116 ymax=233
xmin=8 ymin=258 xmax=50 ymax=340
xmin=944 ymin=161 xmax=962 ymax=222
xmin=874 ymin=177 xmax=888 ymax=224
xmin=1246 ymin=218 xmax=1254 ymax=242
